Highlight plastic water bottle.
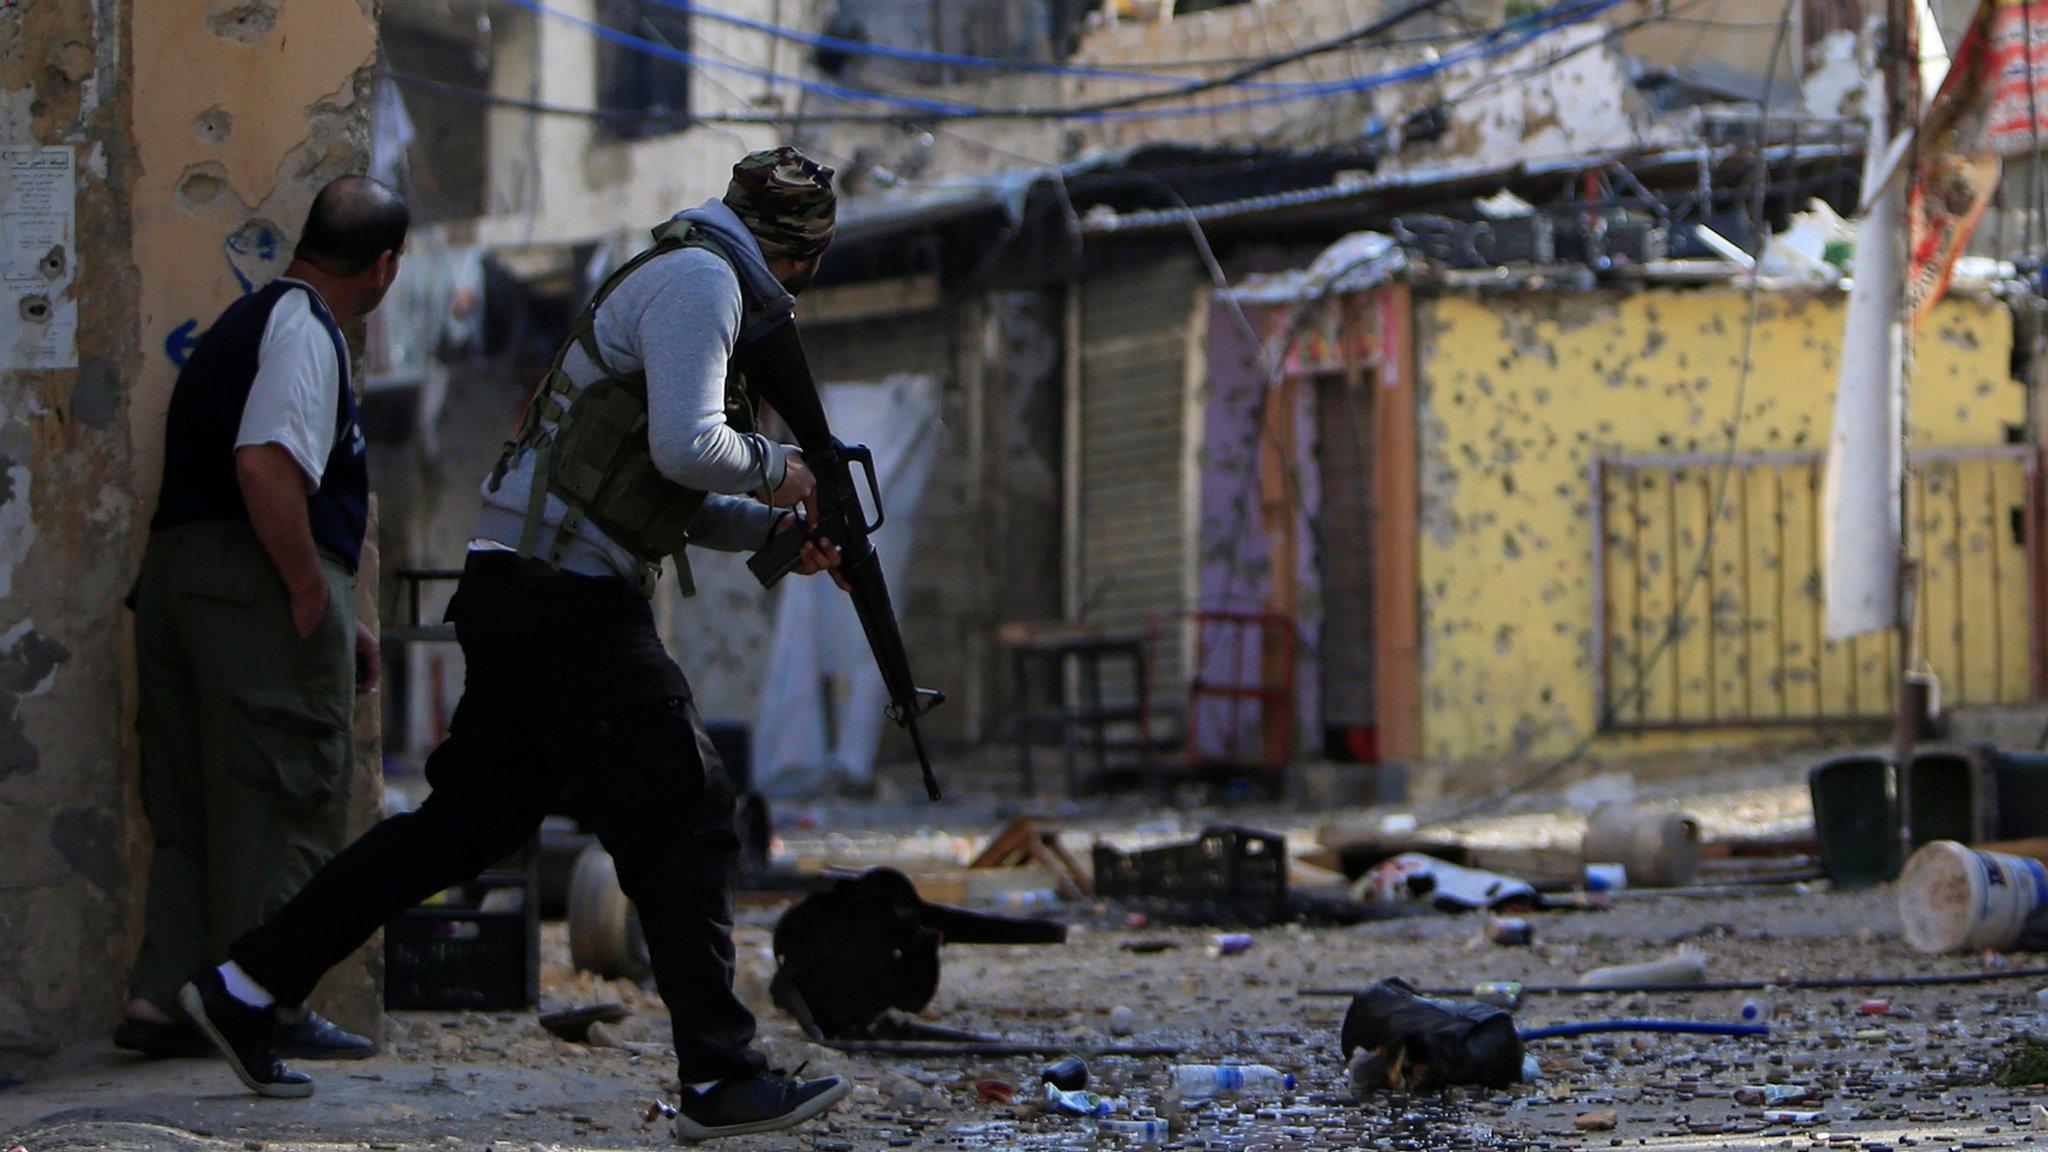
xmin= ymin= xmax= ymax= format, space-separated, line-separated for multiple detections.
xmin=1097 ymin=1118 xmax=1169 ymax=1144
xmin=1168 ymin=1063 xmax=1295 ymax=1098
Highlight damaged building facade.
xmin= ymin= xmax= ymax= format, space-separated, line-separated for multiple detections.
xmin=371 ymin=0 xmax=1920 ymax=795
xmin=0 ymin=0 xmax=383 ymax=1068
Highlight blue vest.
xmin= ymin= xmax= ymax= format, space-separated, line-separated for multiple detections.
xmin=151 ymin=280 xmax=369 ymax=573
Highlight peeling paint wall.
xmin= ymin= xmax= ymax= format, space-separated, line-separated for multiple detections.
xmin=0 ymin=0 xmax=381 ymax=1070
xmin=1412 ymin=287 xmax=2023 ymax=778
xmin=0 ymin=0 xmax=140 ymax=1071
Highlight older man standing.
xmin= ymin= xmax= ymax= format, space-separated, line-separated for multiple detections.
xmin=116 ymin=176 xmax=408 ymax=1062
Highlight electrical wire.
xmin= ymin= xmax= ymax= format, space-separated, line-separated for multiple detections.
xmin=1518 ymin=1020 xmax=1770 ymax=1041
xmin=624 ymin=0 xmax=1324 ymax=89
xmin=1299 ymin=963 xmax=2048 ymax=999
xmin=495 ymin=0 xmax=1625 ymax=123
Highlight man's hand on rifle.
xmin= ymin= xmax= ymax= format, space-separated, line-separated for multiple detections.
xmin=772 ymin=448 xmax=816 ymax=509
xmin=774 ymin=511 xmax=851 ymax=591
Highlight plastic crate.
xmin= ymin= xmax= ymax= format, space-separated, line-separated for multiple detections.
xmin=384 ymin=903 xmax=537 ymax=1011
xmin=1091 ymin=825 xmax=1289 ymax=926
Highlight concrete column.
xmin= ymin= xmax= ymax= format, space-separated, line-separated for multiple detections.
xmin=0 ymin=0 xmax=381 ymax=1072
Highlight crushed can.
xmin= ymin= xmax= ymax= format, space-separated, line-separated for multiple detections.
xmin=1473 ymin=981 xmax=1525 ymax=1010
xmin=1042 ymin=1054 xmax=1089 ymax=1092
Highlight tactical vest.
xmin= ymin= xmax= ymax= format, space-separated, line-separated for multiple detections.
xmin=491 ymin=220 xmax=756 ymax=591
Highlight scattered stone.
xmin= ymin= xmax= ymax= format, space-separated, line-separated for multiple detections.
xmin=1576 ymin=1111 xmax=1619 ymax=1132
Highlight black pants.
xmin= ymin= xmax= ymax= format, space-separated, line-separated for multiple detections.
xmin=232 ymin=551 xmax=766 ymax=1083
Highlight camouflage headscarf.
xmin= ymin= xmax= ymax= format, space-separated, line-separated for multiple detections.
xmin=723 ymin=146 xmax=837 ymax=262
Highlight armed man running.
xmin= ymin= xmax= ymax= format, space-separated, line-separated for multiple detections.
xmin=181 ymin=148 xmax=854 ymax=1141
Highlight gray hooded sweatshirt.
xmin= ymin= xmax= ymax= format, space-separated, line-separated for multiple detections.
xmin=472 ymin=199 xmax=796 ymax=580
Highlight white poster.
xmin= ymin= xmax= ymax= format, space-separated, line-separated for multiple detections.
xmin=754 ymin=376 xmax=941 ymax=797
xmin=0 ymin=146 xmax=77 ymax=371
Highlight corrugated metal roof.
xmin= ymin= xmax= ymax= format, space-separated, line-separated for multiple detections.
xmin=1081 ymin=142 xmax=1863 ymax=236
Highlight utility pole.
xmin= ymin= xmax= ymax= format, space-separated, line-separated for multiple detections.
xmin=1885 ymin=0 xmax=1924 ymax=852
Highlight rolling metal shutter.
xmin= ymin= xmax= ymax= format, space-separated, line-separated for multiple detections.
xmin=1076 ymin=255 xmax=1202 ymax=706
xmin=1316 ymin=374 xmax=1376 ymax=730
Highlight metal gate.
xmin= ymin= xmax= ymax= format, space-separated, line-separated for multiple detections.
xmin=1594 ymin=447 xmax=2040 ymax=730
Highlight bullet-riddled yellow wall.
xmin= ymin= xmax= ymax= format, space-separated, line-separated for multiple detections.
xmin=1413 ymin=287 xmax=2026 ymax=767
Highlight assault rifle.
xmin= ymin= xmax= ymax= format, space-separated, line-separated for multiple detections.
xmin=739 ymin=325 xmax=946 ymax=800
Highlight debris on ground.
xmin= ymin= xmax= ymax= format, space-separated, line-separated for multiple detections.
xmin=536 ymin=1002 xmax=629 ymax=1044
xmin=769 ymin=866 xmax=1065 ymax=1041
xmin=1900 ymin=840 xmax=2048 ymax=954
xmin=1483 ymin=915 xmax=1533 ymax=946
xmin=1574 ymin=1109 xmax=1618 ymax=1131
xmin=1355 ymin=854 xmax=1539 ymax=912
xmin=1340 ymin=977 xmax=1525 ymax=1093
xmin=1168 ymin=1063 xmax=1295 ymax=1098
xmin=1043 ymin=1082 xmax=1116 ymax=1117
xmin=1040 ymin=1054 xmax=1088 ymax=1091
xmin=1093 ymin=826 xmax=1290 ymax=926
xmin=1209 ymin=932 xmax=1254 ymax=957
xmin=967 ymin=815 xmax=1092 ymax=900
xmin=1577 ymin=944 xmax=1708 ymax=988
xmin=1582 ymin=802 xmax=1702 ymax=888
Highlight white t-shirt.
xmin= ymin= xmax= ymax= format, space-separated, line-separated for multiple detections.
xmin=234 ymin=282 xmax=343 ymax=493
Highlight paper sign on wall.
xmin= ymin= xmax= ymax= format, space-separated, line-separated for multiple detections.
xmin=1 ymin=145 xmax=78 ymax=371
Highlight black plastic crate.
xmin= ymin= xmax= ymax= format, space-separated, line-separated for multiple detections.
xmin=384 ymin=903 xmax=537 ymax=1011
xmin=1092 ymin=825 xmax=1289 ymax=926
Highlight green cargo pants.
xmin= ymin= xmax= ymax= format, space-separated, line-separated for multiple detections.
xmin=126 ymin=522 xmax=357 ymax=1013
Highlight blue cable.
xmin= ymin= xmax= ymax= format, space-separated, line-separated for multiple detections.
xmin=499 ymin=0 xmax=1624 ymax=123
xmin=1518 ymin=1020 xmax=1772 ymax=1041
xmin=644 ymin=0 xmax=1317 ymax=89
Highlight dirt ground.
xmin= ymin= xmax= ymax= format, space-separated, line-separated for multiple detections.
xmin=6 ymin=754 xmax=2047 ymax=1151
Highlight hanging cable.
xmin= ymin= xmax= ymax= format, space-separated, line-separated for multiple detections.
xmin=493 ymin=0 xmax=1624 ymax=123
xmin=623 ymin=0 xmax=1321 ymax=89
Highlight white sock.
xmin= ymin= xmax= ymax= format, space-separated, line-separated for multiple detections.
xmin=217 ymin=961 xmax=276 ymax=1009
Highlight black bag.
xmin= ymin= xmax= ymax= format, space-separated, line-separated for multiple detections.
xmin=1340 ymin=977 xmax=1524 ymax=1092
xmin=771 ymin=868 xmax=1066 ymax=1039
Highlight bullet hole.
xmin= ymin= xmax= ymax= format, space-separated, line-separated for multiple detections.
xmin=204 ymin=0 xmax=277 ymax=44
xmin=194 ymin=106 xmax=233 ymax=144
xmin=177 ymin=164 xmax=227 ymax=209
xmin=37 ymin=246 xmax=63 ymax=279
xmin=18 ymin=295 xmax=50 ymax=323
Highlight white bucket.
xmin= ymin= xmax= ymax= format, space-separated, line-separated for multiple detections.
xmin=1898 ymin=840 xmax=2048 ymax=954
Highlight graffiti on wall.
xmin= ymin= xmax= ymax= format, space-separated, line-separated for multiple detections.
xmin=162 ymin=219 xmax=289 ymax=368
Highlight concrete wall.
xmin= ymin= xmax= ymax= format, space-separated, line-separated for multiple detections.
xmin=1411 ymin=287 xmax=2025 ymax=777
xmin=0 ymin=0 xmax=381 ymax=1069
xmin=0 ymin=0 xmax=142 ymax=1072
xmin=475 ymin=1 xmax=783 ymax=247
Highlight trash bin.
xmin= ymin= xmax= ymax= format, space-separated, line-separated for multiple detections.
xmin=1904 ymin=745 xmax=1998 ymax=850
xmin=1992 ymin=750 xmax=2048 ymax=841
xmin=1809 ymin=753 xmax=1900 ymax=887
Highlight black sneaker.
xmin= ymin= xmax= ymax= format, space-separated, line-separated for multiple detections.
xmin=112 ymin=1016 xmax=214 ymax=1059
xmin=277 ymin=1010 xmax=375 ymax=1061
xmin=672 ymin=1066 xmax=849 ymax=1142
xmin=177 ymin=970 xmax=314 ymax=1099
